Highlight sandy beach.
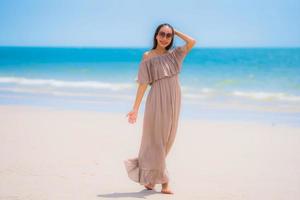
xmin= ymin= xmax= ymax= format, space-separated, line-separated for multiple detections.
xmin=0 ymin=104 xmax=299 ymax=200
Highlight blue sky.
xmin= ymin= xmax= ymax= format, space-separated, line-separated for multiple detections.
xmin=0 ymin=0 xmax=299 ymax=47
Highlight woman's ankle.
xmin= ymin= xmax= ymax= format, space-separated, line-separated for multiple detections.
xmin=162 ymin=182 xmax=169 ymax=187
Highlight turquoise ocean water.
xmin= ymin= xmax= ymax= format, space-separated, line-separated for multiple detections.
xmin=0 ymin=46 xmax=299 ymax=126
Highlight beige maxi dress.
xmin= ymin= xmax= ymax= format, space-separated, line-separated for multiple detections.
xmin=124 ymin=46 xmax=188 ymax=185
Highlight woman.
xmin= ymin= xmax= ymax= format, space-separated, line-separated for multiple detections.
xmin=124 ymin=23 xmax=196 ymax=194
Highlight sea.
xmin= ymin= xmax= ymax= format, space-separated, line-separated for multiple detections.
xmin=0 ymin=46 xmax=299 ymax=126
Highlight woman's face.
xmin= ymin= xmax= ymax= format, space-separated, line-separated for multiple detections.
xmin=156 ymin=26 xmax=173 ymax=48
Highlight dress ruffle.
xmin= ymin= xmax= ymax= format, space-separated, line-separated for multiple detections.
xmin=135 ymin=46 xmax=187 ymax=85
xmin=123 ymin=158 xmax=169 ymax=185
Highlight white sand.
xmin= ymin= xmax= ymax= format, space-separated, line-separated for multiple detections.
xmin=0 ymin=105 xmax=299 ymax=200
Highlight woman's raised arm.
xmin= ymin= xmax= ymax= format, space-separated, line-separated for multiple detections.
xmin=174 ymin=29 xmax=197 ymax=52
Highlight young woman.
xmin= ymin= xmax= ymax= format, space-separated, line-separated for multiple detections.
xmin=124 ymin=23 xmax=196 ymax=194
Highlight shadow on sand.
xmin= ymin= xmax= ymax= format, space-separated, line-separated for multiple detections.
xmin=97 ymin=189 xmax=162 ymax=199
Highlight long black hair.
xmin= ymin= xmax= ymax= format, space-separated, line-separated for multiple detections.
xmin=151 ymin=23 xmax=174 ymax=50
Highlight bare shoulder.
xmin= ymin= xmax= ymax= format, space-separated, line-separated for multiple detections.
xmin=143 ymin=51 xmax=149 ymax=56
xmin=143 ymin=51 xmax=151 ymax=57
xmin=142 ymin=50 xmax=152 ymax=61
xmin=143 ymin=49 xmax=161 ymax=61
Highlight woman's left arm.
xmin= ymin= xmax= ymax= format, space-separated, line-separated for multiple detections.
xmin=174 ymin=29 xmax=197 ymax=52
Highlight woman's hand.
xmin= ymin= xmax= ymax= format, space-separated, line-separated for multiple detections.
xmin=126 ymin=109 xmax=138 ymax=124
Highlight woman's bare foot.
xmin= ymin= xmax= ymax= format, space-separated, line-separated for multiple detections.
xmin=144 ymin=183 xmax=155 ymax=190
xmin=161 ymin=182 xmax=174 ymax=194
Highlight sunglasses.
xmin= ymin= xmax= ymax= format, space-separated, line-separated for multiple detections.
xmin=158 ymin=31 xmax=173 ymax=39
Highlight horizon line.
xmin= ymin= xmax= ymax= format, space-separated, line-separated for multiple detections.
xmin=0 ymin=45 xmax=299 ymax=49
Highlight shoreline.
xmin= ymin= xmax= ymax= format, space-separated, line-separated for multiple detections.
xmin=1 ymin=102 xmax=299 ymax=128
